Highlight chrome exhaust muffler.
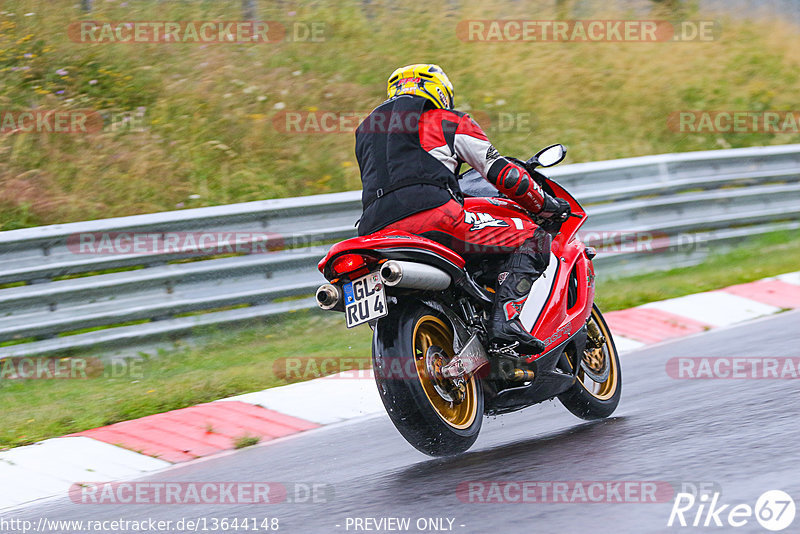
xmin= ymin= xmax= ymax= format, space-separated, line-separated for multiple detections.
xmin=316 ymin=284 xmax=341 ymax=310
xmin=380 ymin=260 xmax=451 ymax=291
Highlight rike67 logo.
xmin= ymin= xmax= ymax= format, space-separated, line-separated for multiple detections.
xmin=668 ymin=490 xmax=796 ymax=531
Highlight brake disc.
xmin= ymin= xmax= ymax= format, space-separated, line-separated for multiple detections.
xmin=580 ymin=346 xmax=610 ymax=382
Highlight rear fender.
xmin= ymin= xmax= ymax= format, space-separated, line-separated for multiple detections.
xmin=318 ymin=232 xmax=492 ymax=307
xmin=318 ymin=230 xmax=465 ymax=278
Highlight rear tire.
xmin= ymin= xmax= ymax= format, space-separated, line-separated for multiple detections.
xmin=558 ymin=304 xmax=622 ymax=420
xmin=372 ymin=301 xmax=483 ymax=456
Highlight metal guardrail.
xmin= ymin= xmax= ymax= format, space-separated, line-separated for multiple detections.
xmin=0 ymin=144 xmax=798 ymax=359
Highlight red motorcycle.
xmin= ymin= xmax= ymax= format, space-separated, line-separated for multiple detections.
xmin=316 ymin=145 xmax=621 ymax=456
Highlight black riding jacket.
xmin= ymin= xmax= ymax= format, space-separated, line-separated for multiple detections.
xmin=355 ymin=95 xmax=550 ymax=235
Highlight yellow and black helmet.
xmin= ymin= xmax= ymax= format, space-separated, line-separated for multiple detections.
xmin=386 ymin=64 xmax=454 ymax=110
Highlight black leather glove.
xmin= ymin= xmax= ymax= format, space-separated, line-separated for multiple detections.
xmin=552 ymin=198 xmax=571 ymax=221
xmin=539 ymin=195 xmax=570 ymax=220
xmin=538 ymin=196 xmax=571 ymax=233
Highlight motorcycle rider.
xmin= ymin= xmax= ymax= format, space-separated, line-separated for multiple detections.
xmin=355 ymin=64 xmax=571 ymax=354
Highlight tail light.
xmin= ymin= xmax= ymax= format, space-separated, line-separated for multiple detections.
xmin=332 ymin=254 xmax=369 ymax=277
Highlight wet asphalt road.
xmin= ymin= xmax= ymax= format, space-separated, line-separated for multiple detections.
xmin=4 ymin=310 xmax=799 ymax=534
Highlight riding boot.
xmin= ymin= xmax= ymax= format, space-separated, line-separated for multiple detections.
xmin=489 ymin=230 xmax=551 ymax=355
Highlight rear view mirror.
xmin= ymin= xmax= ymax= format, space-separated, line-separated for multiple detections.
xmin=534 ymin=144 xmax=567 ymax=167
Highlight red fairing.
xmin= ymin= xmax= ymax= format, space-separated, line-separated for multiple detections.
xmin=317 ymin=230 xmax=466 ymax=274
xmin=521 ymin=177 xmax=593 ymax=360
xmin=527 ymin=239 xmax=592 ymax=359
xmin=548 ymin=179 xmax=587 ymax=241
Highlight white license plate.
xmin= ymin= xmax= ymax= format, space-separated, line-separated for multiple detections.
xmin=343 ymin=272 xmax=387 ymax=328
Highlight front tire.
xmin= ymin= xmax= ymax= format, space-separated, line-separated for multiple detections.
xmin=372 ymin=301 xmax=483 ymax=456
xmin=558 ymin=304 xmax=622 ymax=420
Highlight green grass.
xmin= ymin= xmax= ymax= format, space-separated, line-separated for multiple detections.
xmin=233 ymin=435 xmax=261 ymax=449
xmin=1 ymin=229 xmax=798 ymax=450
xmin=0 ymin=312 xmax=373 ymax=449
xmin=1 ymin=0 xmax=800 ymax=229
xmin=594 ymin=230 xmax=800 ymax=310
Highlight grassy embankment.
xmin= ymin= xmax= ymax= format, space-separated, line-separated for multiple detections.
xmin=1 ymin=0 xmax=799 ymax=229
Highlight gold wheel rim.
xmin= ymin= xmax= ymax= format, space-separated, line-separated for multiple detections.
xmin=413 ymin=315 xmax=479 ymax=430
xmin=577 ymin=309 xmax=619 ymax=401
